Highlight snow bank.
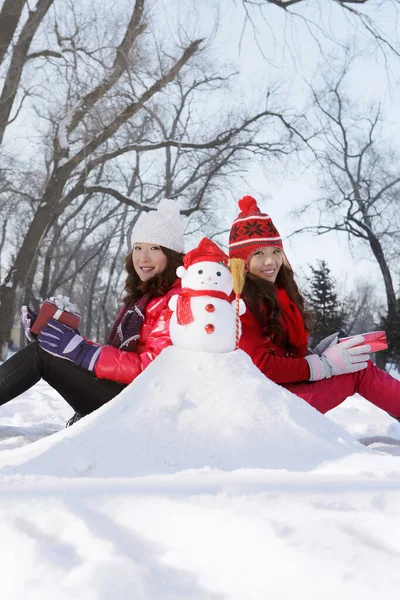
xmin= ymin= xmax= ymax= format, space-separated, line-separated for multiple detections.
xmin=0 ymin=348 xmax=367 ymax=477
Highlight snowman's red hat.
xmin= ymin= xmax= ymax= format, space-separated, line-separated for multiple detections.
xmin=184 ymin=238 xmax=228 ymax=269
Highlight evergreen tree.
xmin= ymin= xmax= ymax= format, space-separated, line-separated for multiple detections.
xmin=305 ymin=260 xmax=347 ymax=346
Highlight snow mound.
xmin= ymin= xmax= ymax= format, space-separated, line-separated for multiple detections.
xmin=0 ymin=348 xmax=367 ymax=477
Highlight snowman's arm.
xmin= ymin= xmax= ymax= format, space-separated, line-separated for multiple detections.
xmin=231 ymin=298 xmax=246 ymax=316
xmin=168 ymin=295 xmax=178 ymax=312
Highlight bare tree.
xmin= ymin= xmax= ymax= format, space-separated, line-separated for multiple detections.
xmin=239 ymin=0 xmax=400 ymax=59
xmin=343 ymin=280 xmax=381 ymax=335
xmin=0 ymin=0 xmax=306 ymax=357
xmin=0 ymin=0 xmax=202 ymax=355
xmin=293 ymin=67 xmax=400 ymax=366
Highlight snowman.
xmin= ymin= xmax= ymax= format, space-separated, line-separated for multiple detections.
xmin=169 ymin=238 xmax=245 ymax=353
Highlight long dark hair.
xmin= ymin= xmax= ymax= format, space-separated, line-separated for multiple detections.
xmin=123 ymin=246 xmax=184 ymax=306
xmin=242 ymin=262 xmax=309 ymax=344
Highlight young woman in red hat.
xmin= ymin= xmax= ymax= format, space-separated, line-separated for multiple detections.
xmin=0 ymin=200 xmax=184 ymax=424
xmin=229 ymin=195 xmax=400 ymax=417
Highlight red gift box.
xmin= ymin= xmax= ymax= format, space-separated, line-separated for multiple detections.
xmin=31 ymin=298 xmax=81 ymax=335
xmin=339 ymin=331 xmax=387 ymax=353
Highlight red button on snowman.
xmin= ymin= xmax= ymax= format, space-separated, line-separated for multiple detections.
xmin=169 ymin=238 xmax=245 ymax=353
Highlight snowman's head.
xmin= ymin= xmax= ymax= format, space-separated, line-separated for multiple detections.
xmin=178 ymin=260 xmax=233 ymax=294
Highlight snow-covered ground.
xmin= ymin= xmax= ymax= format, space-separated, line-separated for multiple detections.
xmin=1 ymin=349 xmax=400 ymax=599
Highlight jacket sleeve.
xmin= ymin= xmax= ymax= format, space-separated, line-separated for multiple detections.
xmin=239 ymin=313 xmax=311 ymax=384
xmin=93 ymin=304 xmax=173 ymax=385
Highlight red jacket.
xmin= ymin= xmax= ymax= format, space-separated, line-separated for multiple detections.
xmin=239 ymin=308 xmax=311 ymax=384
xmin=94 ymin=280 xmax=180 ymax=385
xmin=240 ymin=302 xmax=400 ymax=419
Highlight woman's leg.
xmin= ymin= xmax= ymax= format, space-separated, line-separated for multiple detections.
xmin=0 ymin=341 xmax=125 ymax=416
xmin=284 ymin=361 xmax=400 ymax=416
xmin=352 ymin=361 xmax=400 ymax=416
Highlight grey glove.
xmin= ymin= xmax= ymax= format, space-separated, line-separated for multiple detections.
xmin=306 ymin=334 xmax=370 ymax=381
xmin=309 ymin=332 xmax=339 ymax=356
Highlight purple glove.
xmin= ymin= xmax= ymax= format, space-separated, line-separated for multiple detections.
xmin=37 ymin=318 xmax=101 ymax=371
xmin=21 ymin=306 xmax=38 ymax=342
xmin=306 ymin=334 xmax=370 ymax=380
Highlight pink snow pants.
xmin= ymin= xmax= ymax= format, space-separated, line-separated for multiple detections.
xmin=284 ymin=361 xmax=400 ymax=416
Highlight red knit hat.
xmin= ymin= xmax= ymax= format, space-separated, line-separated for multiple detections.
xmin=184 ymin=237 xmax=229 ymax=269
xmin=228 ymin=195 xmax=283 ymax=263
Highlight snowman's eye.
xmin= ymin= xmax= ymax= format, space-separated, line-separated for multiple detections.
xmin=198 ymin=269 xmax=203 ymax=274
xmin=216 ymin=271 xmax=221 ymax=276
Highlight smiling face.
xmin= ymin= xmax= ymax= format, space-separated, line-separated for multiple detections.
xmin=182 ymin=261 xmax=233 ymax=294
xmin=248 ymin=246 xmax=284 ymax=283
xmin=132 ymin=242 xmax=168 ymax=282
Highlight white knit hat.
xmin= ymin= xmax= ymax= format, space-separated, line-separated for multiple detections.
xmin=130 ymin=198 xmax=184 ymax=253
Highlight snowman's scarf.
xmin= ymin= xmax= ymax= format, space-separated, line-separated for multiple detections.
xmin=176 ymin=288 xmax=234 ymax=325
xmin=107 ymin=293 xmax=151 ymax=351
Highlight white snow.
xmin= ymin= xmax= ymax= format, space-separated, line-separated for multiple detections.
xmin=1 ymin=349 xmax=400 ymax=599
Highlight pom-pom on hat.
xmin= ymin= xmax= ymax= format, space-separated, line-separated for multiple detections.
xmin=131 ymin=198 xmax=184 ymax=253
xmin=183 ymin=237 xmax=229 ymax=269
xmin=228 ymin=195 xmax=283 ymax=264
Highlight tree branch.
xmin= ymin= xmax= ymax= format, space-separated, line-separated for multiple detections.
xmin=59 ymin=38 xmax=204 ymax=172
xmin=58 ymin=0 xmax=147 ymax=143
xmin=26 ymin=49 xmax=63 ymax=60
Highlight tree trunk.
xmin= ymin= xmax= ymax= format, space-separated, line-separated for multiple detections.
xmin=0 ymin=285 xmax=17 ymax=359
xmin=85 ymin=248 xmax=108 ymax=340
xmin=0 ymin=0 xmax=54 ymax=146
xmin=0 ymin=0 xmax=26 ymax=66
xmin=39 ymin=223 xmax=62 ymax=300
xmin=366 ymin=231 xmax=397 ymax=321
xmin=0 ymin=173 xmax=65 ymax=358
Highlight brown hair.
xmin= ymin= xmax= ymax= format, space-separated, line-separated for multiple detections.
xmin=242 ymin=263 xmax=309 ymax=347
xmin=123 ymin=246 xmax=184 ymax=306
